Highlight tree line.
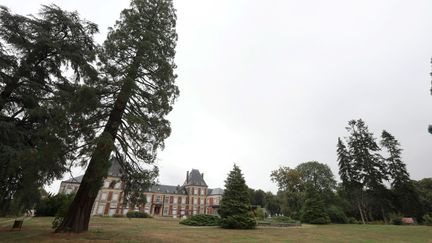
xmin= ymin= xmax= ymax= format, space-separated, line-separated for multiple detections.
xmin=269 ymin=119 xmax=432 ymax=224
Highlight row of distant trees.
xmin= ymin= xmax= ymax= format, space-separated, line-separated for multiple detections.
xmin=258 ymin=119 xmax=432 ymax=224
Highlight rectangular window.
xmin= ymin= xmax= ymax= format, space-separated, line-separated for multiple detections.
xmin=101 ymin=192 xmax=107 ymax=201
xmin=112 ymin=193 xmax=119 ymax=202
xmin=103 ymin=180 xmax=110 ymax=188
xmin=97 ymin=204 xmax=105 ymax=214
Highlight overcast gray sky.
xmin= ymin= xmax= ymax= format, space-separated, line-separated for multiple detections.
xmin=3 ymin=0 xmax=432 ymax=193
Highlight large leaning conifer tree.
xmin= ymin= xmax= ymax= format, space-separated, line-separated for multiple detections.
xmin=55 ymin=0 xmax=178 ymax=233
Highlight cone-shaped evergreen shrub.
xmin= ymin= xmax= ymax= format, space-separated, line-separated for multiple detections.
xmin=219 ymin=164 xmax=256 ymax=229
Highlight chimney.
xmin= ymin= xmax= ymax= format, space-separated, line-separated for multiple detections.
xmin=202 ymin=173 xmax=204 ymax=179
xmin=186 ymin=171 xmax=189 ymax=183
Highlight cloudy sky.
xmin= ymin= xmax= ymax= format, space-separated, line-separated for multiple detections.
xmin=3 ymin=0 xmax=432 ymax=193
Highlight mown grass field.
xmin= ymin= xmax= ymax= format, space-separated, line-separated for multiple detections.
xmin=1 ymin=217 xmax=432 ymax=243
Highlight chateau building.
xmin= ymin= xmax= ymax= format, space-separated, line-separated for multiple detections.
xmin=58 ymin=161 xmax=223 ymax=218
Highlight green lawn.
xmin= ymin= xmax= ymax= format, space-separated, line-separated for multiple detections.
xmin=1 ymin=217 xmax=431 ymax=243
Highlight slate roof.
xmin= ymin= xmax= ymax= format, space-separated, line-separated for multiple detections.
xmin=62 ymin=158 xmax=121 ymax=183
xmin=148 ymin=184 xmax=187 ymax=195
xmin=62 ymin=164 xmax=221 ymax=196
xmin=208 ymin=188 xmax=224 ymax=195
xmin=183 ymin=169 xmax=207 ymax=187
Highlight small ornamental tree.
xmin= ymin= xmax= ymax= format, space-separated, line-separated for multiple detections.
xmin=219 ymin=164 xmax=256 ymax=229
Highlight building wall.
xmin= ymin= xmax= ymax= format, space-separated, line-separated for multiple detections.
xmin=91 ymin=176 xmax=125 ymax=216
xmin=59 ymin=176 xmax=222 ymax=218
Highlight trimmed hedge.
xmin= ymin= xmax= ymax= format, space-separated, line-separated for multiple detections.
xmin=220 ymin=215 xmax=256 ymax=229
xmin=126 ymin=211 xmax=152 ymax=218
xmin=180 ymin=214 xmax=220 ymax=226
xmin=271 ymin=216 xmax=297 ymax=224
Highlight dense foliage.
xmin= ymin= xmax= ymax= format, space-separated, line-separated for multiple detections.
xmin=271 ymin=161 xmax=336 ymax=220
xmin=247 ymin=189 xmax=280 ymax=216
xmin=126 ymin=211 xmax=152 ymax=218
xmin=219 ymin=165 xmax=256 ymax=229
xmin=423 ymin=213 xmax=432 ymax=226
xmin=337 ymin=119 xmax=430 ymax=224
xmin=269 ymin=122 xmax=432 ymax=225
xmin=300 ymin=187 xmax=331 ymax=224
xmin=35 ymin=193 xmax=75 ymax=217
xmin=326 ymin=205 xmax=348 ymax=224
xmin=179 ymin=214 xmax=220 ymax=226
xmin=0 ymin=4 xmax=99 ymax=216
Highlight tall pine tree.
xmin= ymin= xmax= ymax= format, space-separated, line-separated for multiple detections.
xmin=380 ymin=130 xmax=409 ymax=188
xmin=55 ymin=0 xmax=178 ymax=233
xmin=337 ymin=120 xmax=420 ymax=223
xmin=219 ymin=164 xmax=256 ymax=229
xmin=337 ymin=137 xmax=352 ymax=184
xmin=381 ymin=130 xmax=421 ymax=218
xmin=337 ymin=119 xmax=388 ymax=224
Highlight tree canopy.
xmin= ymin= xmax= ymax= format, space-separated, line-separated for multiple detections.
xmin=271 ymin=161 xmax=336 ymax=219
xmin=0 ymin=4 xmax=99 ymax=215
xmin=337 ymin=119 xmax=416 ymax=224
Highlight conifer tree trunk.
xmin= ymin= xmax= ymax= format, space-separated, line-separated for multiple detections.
xmin=55 ymin=78 xmax=135 ymax=233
